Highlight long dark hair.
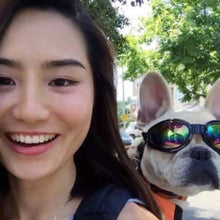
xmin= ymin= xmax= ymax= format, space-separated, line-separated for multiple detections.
xmin=0 ymin=0 xmax=162 ymax=219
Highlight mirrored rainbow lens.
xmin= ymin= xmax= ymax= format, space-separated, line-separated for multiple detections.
xmin=149 ymin=121 xmax=190 ymax=149
xmin=207 ymin=124 xmax=220 ymax=148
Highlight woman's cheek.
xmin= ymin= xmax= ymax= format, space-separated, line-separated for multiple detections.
xmin=0 ymin=92 xmax=16 ymax=115
xmin=49 ymin=89 xmax=94 ymax=125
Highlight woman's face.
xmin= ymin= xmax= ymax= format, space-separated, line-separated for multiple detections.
xmin=0 ymin=9 xmax=94 ymax=180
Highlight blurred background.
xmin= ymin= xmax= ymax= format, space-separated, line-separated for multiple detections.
xmin=82 ymin=0 xmax=220 ymax=143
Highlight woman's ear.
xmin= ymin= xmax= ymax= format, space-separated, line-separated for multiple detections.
xmin=137 ymin=72 xmax=172 ymax=128
xmin=205 ymin=78 xmax=220 ymax=120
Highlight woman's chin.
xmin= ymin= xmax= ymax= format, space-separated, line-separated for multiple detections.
xmin=6 ymin=161 xmax=57 ymax=183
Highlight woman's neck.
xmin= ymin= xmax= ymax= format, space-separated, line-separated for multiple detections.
xmin=8 ymin=159 xmax=80 ymax=220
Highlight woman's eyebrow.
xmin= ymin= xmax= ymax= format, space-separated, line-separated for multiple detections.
xmin=0 ymin=57 xmax=86 ymax=70
xmin=0 ymin=57 xmax=22 ymax=69
xmin=43 ymin=59 xmax=86 ymax=70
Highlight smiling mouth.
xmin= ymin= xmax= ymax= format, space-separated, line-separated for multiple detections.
xmin=6 ymin=133 xmax=59 ymax=147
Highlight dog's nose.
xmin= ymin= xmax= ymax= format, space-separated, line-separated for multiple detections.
xmin=190 ymin=146 xmax=211 ymax=161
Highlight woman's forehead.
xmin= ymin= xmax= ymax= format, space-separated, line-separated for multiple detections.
xmin=0 ymin=9 xmax=90 ymax=69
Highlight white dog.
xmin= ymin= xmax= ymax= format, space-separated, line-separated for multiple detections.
xmin=136 ymin=72 xmax=220 ymax=219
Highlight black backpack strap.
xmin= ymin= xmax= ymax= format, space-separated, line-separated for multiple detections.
xmin=74 ymin=184 xmax=135 ymax=220
xmin=174 ymin=205 xmax=183 ymax=220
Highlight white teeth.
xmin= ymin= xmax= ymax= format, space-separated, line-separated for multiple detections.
xmin=32 ymin=135 xmax=39 ymax=144
xmin=9 ymin=134 xmax=56 ymax=144
xmin=25 ymin=136 xmax=32 ymax=144
xmin=45 ymin=135 xmax=50 ymax=142
xmin=39 ymin=135 xmax=44 ymax=143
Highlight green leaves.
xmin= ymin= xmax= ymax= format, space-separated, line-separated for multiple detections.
xmin=82 ymin=0 xmax=129 ymax=55
xmin=121 ymin=0 xmax=220 ymax=101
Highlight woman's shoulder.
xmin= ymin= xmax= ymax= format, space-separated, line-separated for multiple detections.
xmin=118 ymin=202 xmax=159 ymax=220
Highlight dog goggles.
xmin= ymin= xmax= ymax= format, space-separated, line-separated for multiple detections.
xmin=142 ymin=119 xmax=220 ymax=153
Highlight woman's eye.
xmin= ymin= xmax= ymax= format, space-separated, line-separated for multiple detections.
xmin=0 ymin=77 xmax=15 ymax=85
xmin=49 ymin=78 xmax=76 ymax=87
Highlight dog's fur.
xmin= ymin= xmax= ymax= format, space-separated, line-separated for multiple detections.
xmin=136 ymin=72 xmax=220 ymax=209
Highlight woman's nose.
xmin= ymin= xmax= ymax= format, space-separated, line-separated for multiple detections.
xmin=12 ymin=87 xmax=50 ymax=123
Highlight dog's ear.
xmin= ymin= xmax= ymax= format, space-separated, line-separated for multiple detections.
xmin=137 ymin=72 xmax=172 ymax=128
xmin=205 ymin=78 xmax=220 ymax=120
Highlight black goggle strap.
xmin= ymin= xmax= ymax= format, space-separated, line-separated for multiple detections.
xmin=191 ymin=124 xmax=205 ymax=134
xmin=142 ymin=131 xmax=148 ymax=143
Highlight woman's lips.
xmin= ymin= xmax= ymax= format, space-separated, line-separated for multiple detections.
xmin=5 ymin=132 xmax=59 ymax=156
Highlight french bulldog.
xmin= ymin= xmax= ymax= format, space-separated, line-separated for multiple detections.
xmin=136 ymin=72 xmax=220 ymax=219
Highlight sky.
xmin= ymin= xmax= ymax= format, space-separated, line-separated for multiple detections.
xmin=112 ymin=1 xmax=152 ymax=35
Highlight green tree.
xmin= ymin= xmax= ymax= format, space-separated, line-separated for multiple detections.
xmin=82 ymin=0 xmax=130 ymax=55
xmin=121 ymin=0 xmax=220 ymax=101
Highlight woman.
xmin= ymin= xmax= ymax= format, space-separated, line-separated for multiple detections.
xmin=0 ymin=0 xmax=162 ymax=219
